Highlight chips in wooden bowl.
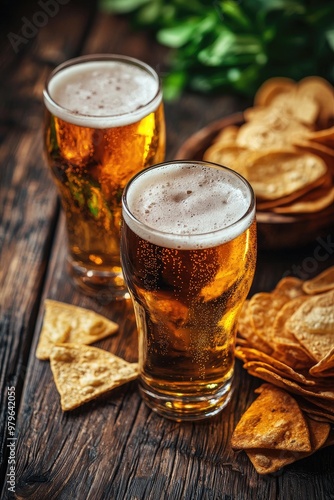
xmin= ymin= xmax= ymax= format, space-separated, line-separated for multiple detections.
xmin=176 ymin=76 xmax=334 ymax=248
xmin=204 ymin=76 xmax=334 ymax=216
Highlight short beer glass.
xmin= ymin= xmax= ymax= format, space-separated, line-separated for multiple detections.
xmin=43 ymin=54 xmax=165 ymax=299
xmin=121 ymin=161 xmax=256 ymax=420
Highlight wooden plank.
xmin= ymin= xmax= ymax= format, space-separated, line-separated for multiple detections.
xmin=0 ymin=0 xmax=97 ymax=484
xmin=11 ymin=231 xmax=334 ymax=500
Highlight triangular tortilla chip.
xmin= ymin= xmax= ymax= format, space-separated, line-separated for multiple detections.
xmin=298 ymin=397 xmax=334 ymax=423
xmin=273 ymin=276 xmax=305 ymax=299
xmin=237 ymin=301 xmax=273 ymax=354
xmin=246 ymin=415 xmax=330 ymax=474
xmin=247 ymin=292 xmax=289 ymax=344
xmin=285 ymin=290 xmax=334 ymax=361
xmin=50 ymin=343 xmax=139 ymax=411
xmin=245 ymin=365 xmax=334 ymax=401
xmin=36 ymin=299 xmax=119 ymax=360
xmin=309 ymin=347 xmax=334 ymax=377
xmin=231 ymin=385 xmax=311 ymax=452
xmin=302 ymin=265 xmax=334 ymax=295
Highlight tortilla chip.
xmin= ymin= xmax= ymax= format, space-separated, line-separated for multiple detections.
xmin=203 ymin=142 xmax=249 ymax=176
xmin=236 ymin=301 xmax=273 ymax=354
xmin=273 ymin=276 xmax=305 ymax=299
xmin=203 ymin=75 xmax=334 ymax=216
xmin=255 ymin=183 xmax=325 ymax=211
xmin=254 ymin=77 xmax=296 ymax=107
xmin=245 ymin=151 xmax=327 ymax=200
xmin=307 ymin=126 xmax=334 ymax=145
xmin=273 ymin=182 xmax=334 ymax=214
xmin=271 ymin=295 xmax=308 ymax=338
xmin=302 ymin=394 xmax=334 ymax=416
xmin=298 ymin=397 xmax=334 ymax=424
xmin=36 ymin=299 xmax=119 ymax=360
xmin=247 ymin=292 xmax=289 ymax=344
xmin=245 ymin=414 xmax=330 ymax=474
xmin=270 ymin=92 xmax=319 ymax=125
xmin=235 ymin=345 xmax=312 ymax=381
xmin=239 ymin=355 xmax=317 ymax=387
xmin=269 ymin=296 xmax=317 ymax=370
xmin=297 ymin=76 xmax=334 ymax=127
xmin=302 ymin=266 xmax=334 ymax=295
xmin=213 ymin=124 xmax=239 ymax=144
xmin=309 ymin=347 xmax=334 ymax=377
xmin=272 ymin=340 xmax=317 ymax=371
xmin=231 ymin=385 xmax=311 ymax=452
xmin=294 ymin=139 xmax=334 ymax=159
xmin=50 ymin=343 xmax=139 ymax=411
xmin=233 ymin=266 xmax=334 ymax=474
xmin=236 ymin=118 xmax=309 ymax=152
xmin=246 ymin=366 xmax=334 ymax=402
xmin=285 ymin=290 xmax=334 ymax=361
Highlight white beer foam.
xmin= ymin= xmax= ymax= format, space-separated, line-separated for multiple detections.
xmin=43 ymin=59 xmax=161 ymax=128
xmin=123 ymin=163 xmax=255 ymax=250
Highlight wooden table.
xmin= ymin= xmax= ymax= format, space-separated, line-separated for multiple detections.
xmin=1 ymin=1 xmax=333 ymax=498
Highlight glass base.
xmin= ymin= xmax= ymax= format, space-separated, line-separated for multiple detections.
xmin=139 ymin=377 xmax=234 ymax=422
xmin=67 ymin=258 xmax=129 ymax=302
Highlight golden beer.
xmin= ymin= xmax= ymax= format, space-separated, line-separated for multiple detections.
xmin=43 ymin=55 xmax=165 ymax=299
xmin=121 ymin=161 xmax=256 ymax=420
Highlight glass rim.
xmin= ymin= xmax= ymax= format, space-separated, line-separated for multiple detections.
xmin=122 ymin=160 xmax=256 ymax=250
xmin=43 ymin=53 xmax=163 ymax=127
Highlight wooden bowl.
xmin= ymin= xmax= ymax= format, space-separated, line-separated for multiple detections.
xmin=175 ymin=113 xmax=334 ymax=250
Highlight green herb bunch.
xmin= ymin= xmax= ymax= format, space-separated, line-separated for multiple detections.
xmin=100 ymin=0 xmax=334 ymax=99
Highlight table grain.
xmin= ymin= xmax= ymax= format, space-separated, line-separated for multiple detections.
xmin=1 ymin=1 xmax=333 ymax=499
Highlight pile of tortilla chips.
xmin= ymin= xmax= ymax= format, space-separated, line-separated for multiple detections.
xmin=204 ymin=76 xmax=334 ymax=215
xmin=232 ymin=266 xmax=334 ymax=474
xmin=36 ymin=300 xmax=139 ymax=411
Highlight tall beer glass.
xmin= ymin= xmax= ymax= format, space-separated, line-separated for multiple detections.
xmin=121 ymin=161 xmax=256 ymax=421
xmin=43 ymin=54 xmax=165 ymax=300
